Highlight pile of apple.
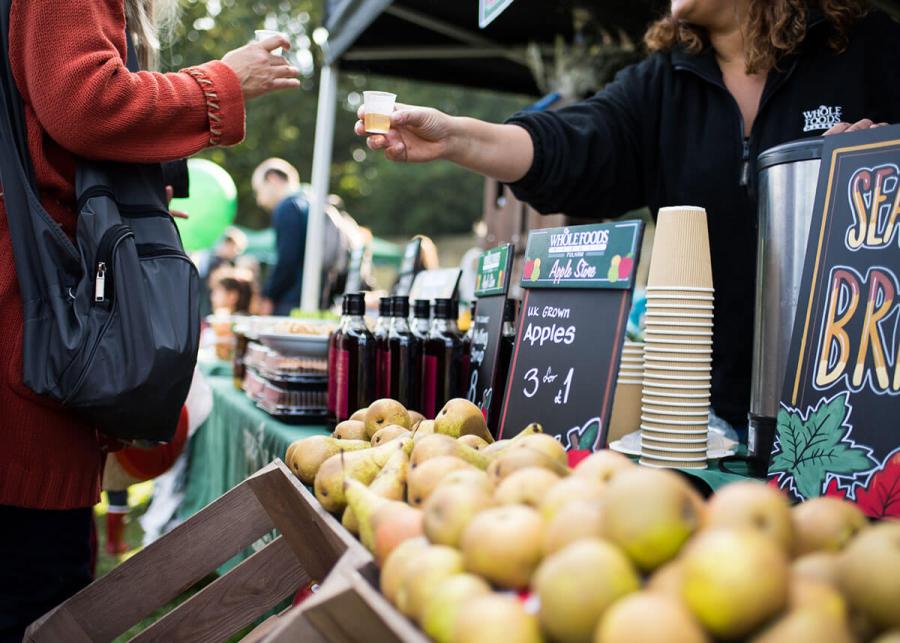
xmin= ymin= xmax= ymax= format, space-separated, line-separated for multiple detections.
xmin=285 ymin=398 xmax=900 ymax=643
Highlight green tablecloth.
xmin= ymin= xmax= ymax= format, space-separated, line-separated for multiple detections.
xmin=178 ymin=375 xmax=329 ymax=570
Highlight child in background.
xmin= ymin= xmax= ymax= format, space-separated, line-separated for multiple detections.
xmin=210 ymin=273 xmax=253 ymax=315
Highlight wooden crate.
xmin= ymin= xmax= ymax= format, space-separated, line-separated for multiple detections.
xmin=25 ymin=459 xmax=370 ymax=643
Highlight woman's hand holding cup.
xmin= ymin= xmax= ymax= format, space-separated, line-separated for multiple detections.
xmin=222 ymin=35 xmax=300 ymax=100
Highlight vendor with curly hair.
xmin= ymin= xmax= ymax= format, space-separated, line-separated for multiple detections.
xmin=357 ymin=0 xmax=900 ymax=433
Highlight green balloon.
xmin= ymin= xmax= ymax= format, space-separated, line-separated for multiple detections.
xmin=170 ymin=158 xmax=238 ymax=251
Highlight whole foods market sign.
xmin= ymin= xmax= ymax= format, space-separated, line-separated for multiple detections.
xmin=480 ymin=0 xmax=515 ymax=28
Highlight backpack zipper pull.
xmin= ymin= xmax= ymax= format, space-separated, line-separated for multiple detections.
xmin=740 ymin=138 xmax=751 ymax=187
xmin=95 ymin=262 xmax=107 ymax=302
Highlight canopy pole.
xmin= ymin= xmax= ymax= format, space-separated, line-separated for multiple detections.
xmin=300 ymin=62 xmax=339 ymax=312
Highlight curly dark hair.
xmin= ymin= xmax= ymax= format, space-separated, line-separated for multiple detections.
xmin=644 ymin=0 xmax=868 ymax=73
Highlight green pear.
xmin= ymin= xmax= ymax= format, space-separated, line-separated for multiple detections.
xmin=681 ymin=528 xmax=789 ymax=640
xmin=458 ymin=434 xmax=490 ymax=450
xmin=395 ymin=544 xmax=464 ymax=621
xmin=704 ymin=482 xmax=793 ymax=552
xmin=461 ymin=505 xmax=544 ymax=589
xmin=313 ymin=437 xmax=412 ymax=513
xmin=494 ymin=466 xmax=562 ymax=508
xmin=421 ymin=573 xmax=492 ymax=643
xmin=838 ymin=522 xmax=900 ymax=631
xmin=434 ymin=398 xmax=494 ymax=443
xmin=534 ymin=539 xmax=640 ymax=643
xmin=410 ymin=434 xmax=491 ymax=470
xmin=284 ymin=435 xmax=370 ymax=485
xmin=343 ymin=447 xmax=408 ymax=534
xmin=371 ymin=424 xmax=411 ymax=446
xmin=365 ymin=398 xmax=411 ymax=439
xmin=408 ymin=456 xmax=476 ymax=507
xmin=486 ymin=447 xmax=569 ymax=488
xmin=792 ymin=497 xmax=867 ymax=556
xmin=453 ymin=594 xmax=543 ymax=643
xmin=380 ymin=536 xmax=428 ymax=605
xmin=596 ymin=592 xmax=709 ymax=643
xmin=423 ymin=481 xmax=495 ymax=547
xmin=333 ymin=419 xmax=368 ymax=441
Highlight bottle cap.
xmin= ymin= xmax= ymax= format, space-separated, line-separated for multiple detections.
xmin=434 ymin=298 xmax=458 ymax=320
xmin=390 ymin=295 xmax=410 ymax=318
xmin=413 ymin=299 xmax=431 ymax=319
xmin=379 ymin=296 xmax=392 ymax=318
xmin=346 ymin=293 xmax=366 ymax=316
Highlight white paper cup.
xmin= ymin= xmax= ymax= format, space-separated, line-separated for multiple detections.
xmin=642 ymin=389 xmax=710 ymax=399
xmin=642 ymin=371 xmax=711 ymax=381
xmin=255 ymin=29 xmax=284 ymax=56
xmin=643 ymin=359 xmax=711 ymax=371
xmin=619 ymin=356 xmax=645 ymax=364
xmin=643 ymin=320 xmax=714 ymax=329
xmin=363 ymin=91 xmax=397 ymax=134
xmin=646 ymin=302 xmax=714 ymax=311
xmin=642 ymin=404 xmax=710 ymax=416
xmin=643 ymin=345 xmax=713 ymax=355
xmin=642 ymin=395 xmax=710 ymax=406
xmin=617 ymin=378 xmax=645 ymax=385
xmin=645 ymin=292 xmax=714 ymax=301
xmin=641 ymin=413 xmax=712 ymax=425
xmin=640 ymin=432 xmax=708 ymax=444
xmin=646 ymin=286 xmax=714 ymax=293
xmin=640 ymin=424 xmax=709 ymax=435
xmin=642 ymin=380 xmax=711 ymax=390
xmin=645 ymin=311 xmax=714 ymax=320
xmin=644 ymin=327 xmax=714 ymax=337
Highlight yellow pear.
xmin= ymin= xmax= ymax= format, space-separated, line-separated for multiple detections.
xmin=452 ymin=594 xmax=543 ymax=643
xmin=486 ymin=447 xmax=569 ymax=487
xmin=407 ymin=456 xmax=476 ymax=507
xmin=595 ymin=592 xmax=709 ymax=643
xmin=434 ymin=468 xmax=492 ymax=493
xmin=542 ymin=499 xmax=605 ymax=556
xmin=458 ymin=434 xmax=490 ymax=450
xmin=313 ymin=437 xmax=412 ymax=513
xmin=371 ymin=424 xmax=411 ymax=446
xmin=350 ymin=408 xmax=368 ymax=422
xmin=494 ymin=467 xmax=563 ymax=508
xmin=342 ymin=447 xmax=408 ymax=534
xmin=395 ymin=544 xmax=464 ymax=620
xmin=481 ymin=423 xmax=543 ymax=457
xmin=380 ymin=536 xmax=428 ymax=604
xmin=411 ymin=434 xmax=491 ymax=470
xmin=284 ymin=435 xmax=370 ymax=484
xmin=461 ymin=505 xmax=544 ymax=589
xmin=704 ymin=482 xmax=792 ymax=552
xmin=873 ymin=631 xmax=900 ymax=643
xmin=343 ymin=478 xmax=389 ymax=551
xmin=749 ymin=608 xmax=854 ymax=643
xmin=681 ymin=528 xmax=790 ymax=640
xmin=421 ymin=574 xmax=492 ymax=643
xmin=413 ymin=419 xmax=436 ymax=442
xmin=372 ymin=501 xmax=424 ymax=566
xmin=792 ymin=551 xmax=841 ymax=587
xmin=424 ymin=481 xmax=495 ymax=547
xmin=333 ymin=419 xmax=368 ymax=441
xmin=646 ymin=559 xmax=685 ymax=600
xmin=434 ymin=398 xmax=494 ymax=443
xmin=789 ymin=577 xmax=847 ymax=622
xmin=533 ymin=539 xmax=640 ymax=643
xmin=838 ymin=522 xmax=900 ymax=631
xmin=539 ymin=476 xmax=606 ymax=522
xmin=409 ymin=410 xmax=426 ymax=426
xmin=365 ymin=398 xmax=411 ymax=439
xmin=510 ymin=434 xmax=568 ymax=466
xmin=572 ymin=450 xmax=633 ymax=485
xmin=602 ymin=468 xmax=700 ymax=571
xmin=792 ymin=497 xmax=867 ymax=556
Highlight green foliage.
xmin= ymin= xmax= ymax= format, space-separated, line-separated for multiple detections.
xmin=770 ymin=394 xmax=876 ymax=500
xmin=163 ymin=0 xmax=530 ymax=236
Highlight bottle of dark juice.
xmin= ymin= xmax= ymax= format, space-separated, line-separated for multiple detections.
xmin=335 ymin=293 xmax=376 ymax=421
xmin=387 ymin=296 xmax=421 ymax=411
xmin=422 ymin=298 xmax=463 ymax=418
xmin=373 ymin=296 xmax=392 ymax=400
xmin=411 ymin=299 xmax=431 ymax=340
xmin=489 ymin=298 xmax=518 ymax=431
xmin=326 ymin=297 xmax=349 ymax=427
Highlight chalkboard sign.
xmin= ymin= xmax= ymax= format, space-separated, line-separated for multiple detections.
xmin=466 ymin=245 xmax=512 ymax=428
xmin=394 ymin=238 xmax=423 ymax=297
xmin=409 ymin=268 xmax=462 ymax=302
xmin=771 ymin=125 xmax=900 ymax=519
xmin=498 ymin=222 xmax=644 ymax=451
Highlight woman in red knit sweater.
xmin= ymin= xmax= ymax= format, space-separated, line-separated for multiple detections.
xmin=0 ymin=0 xmax=298 ymax=637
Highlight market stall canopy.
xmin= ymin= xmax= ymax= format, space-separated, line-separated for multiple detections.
xmin=323 ymin=0 xmax=661 ymax=95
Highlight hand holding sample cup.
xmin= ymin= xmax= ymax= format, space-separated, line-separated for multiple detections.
xmin=355 ymin=99 xmax=456 ymax=163
xmin=221 ymin=32 xmax=299 ymax=100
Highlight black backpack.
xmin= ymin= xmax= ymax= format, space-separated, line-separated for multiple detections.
xmin=0 ymin=2 xmax=199 ymax=441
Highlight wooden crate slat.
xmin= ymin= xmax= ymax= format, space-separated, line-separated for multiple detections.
xmin=26 ymin=464 xmax=280 ymax=643
xmin=131 ymin=536 xmax=308 ymax=643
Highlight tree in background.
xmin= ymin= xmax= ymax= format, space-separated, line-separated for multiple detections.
xmin=164 ymin=0 xmax=529 ymax=238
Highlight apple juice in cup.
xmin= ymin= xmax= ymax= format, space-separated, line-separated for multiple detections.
xmin=363 ymin=91 xmax=396 ymax=134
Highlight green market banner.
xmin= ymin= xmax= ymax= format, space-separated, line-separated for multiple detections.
xmin=771 ymin=125 xmax=900 ymax=519
xmin=499 ymin=222 xmax=644 ymax=453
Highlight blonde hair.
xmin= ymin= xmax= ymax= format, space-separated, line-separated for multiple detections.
xmin=644 ymin=0 xmax=867 ymax=74
xmin=125 ymin=0 xmax=180 ymax=70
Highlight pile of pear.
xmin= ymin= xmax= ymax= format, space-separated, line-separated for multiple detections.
xmin=285 ymin=400 xmax=900 ymax=643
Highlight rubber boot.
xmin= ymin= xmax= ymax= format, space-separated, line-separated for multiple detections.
xmin=105 ymin=510 xmax=129 ymax=555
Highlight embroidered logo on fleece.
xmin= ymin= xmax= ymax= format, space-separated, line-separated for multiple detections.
xmin=803 ymin=105 xmax=843 ymax=132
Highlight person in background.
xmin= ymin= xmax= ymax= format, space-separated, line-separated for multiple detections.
xmin=210 ymin=272 xmax=254 ymax=315
xmin=357 ymin=0 xmax=899 ymax=436
xmin=0 ymin=0 xmax=299 ymax=637
xmin=195 ymin=226 xmax=248 ymax=317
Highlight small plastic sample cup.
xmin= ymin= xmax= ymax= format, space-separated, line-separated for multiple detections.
xmin=255 ymin=29 xmax=284 ymax=56
xmin=363 ymin=91 xmax=397 ymax=134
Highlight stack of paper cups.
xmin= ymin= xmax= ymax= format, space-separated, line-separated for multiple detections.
xmin=608 ymin=341 xmax=644 ymax=444
xmin=640 ymin=207 xmax=713 ymax=470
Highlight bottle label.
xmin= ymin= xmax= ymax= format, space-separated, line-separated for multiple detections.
xmin=336 ymin=348 xmax=350 ymax=420
xmin=327 ymin=339 xmax=338 ymax=415
xmin=423 ymin=355 xmax=438 ymax=418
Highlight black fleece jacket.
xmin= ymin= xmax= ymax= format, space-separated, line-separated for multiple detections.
xmin=507 ymin=11 xmax=900 ymax=426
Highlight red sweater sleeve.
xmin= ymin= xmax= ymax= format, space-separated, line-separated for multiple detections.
xmin=9 ymin=0 xmax=245 ymax=163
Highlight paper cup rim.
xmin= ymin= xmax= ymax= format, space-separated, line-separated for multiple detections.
xmin=640 ymin=423 xmax=709 ymax=433
xmin=645 ymin=312 xmax=714 ymax=320
xmin=646 ymin=285 xmax=714 ymax=293
xmin=646 ymin=293 xmax=715 ymax=301
xmin=646 ymin=302 xmax=714 ymax=310
xmin=643 ymin=346 xmax=713 ymax=354
xmin=643 ymin=372 xmax=711 ymax=380
xmin=641 ymin=443 xmax=709 ymax=454
xmin=643 ymin=321 xmax=714 ymax=329
xmin=639 ymin=453 xmax=708 ymax=463
xmin=641 ymin=414 xmax=712 ymax=425
xmin=363 ymin=90 xmax=398 ymax=100
xmin=642 ymin=397 xmax=710 ymax=406
xmin=642 ymin=390 xmax=711 ymax=398
xmin=640 ymin=433 xmax=709 ymax=444
xmin=642 ymin=380 xmax=711 ymax=389
xmin=642 ymin=405 xmax=711 ymax=416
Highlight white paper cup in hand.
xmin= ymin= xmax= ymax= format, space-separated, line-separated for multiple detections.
xmin=363 ymin=91 xmax=397 ymax=134
xmin=255 ymin=29 xmax=285 ymax=56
